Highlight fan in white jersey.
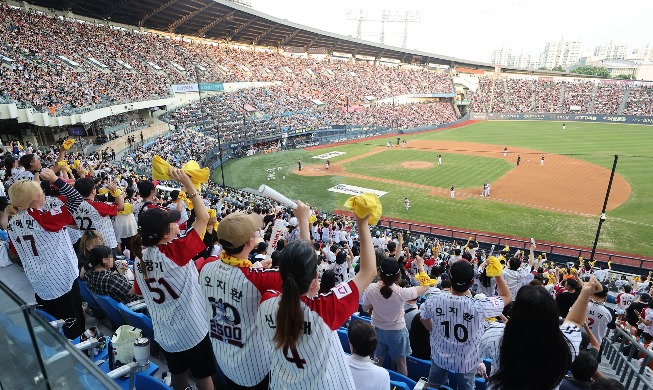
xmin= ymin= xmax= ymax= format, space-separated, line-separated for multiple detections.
xmin=486 ymin=278 xmax=603 ymax=390
xmin=586 ymin=284 xmax=616 ymax=346
xmin=6 ymin=169 xmax=86 ymax=339
xmin=616 ymin=284 xmax=635 ymax=315
xmin=256 ymin=208 xmax=377 ymax=390
xmin=132 ymin=180 xmax=161 ymax=223
xmin=331 ymin=245 xmax=353 ymax=284
xmin=420 ymin=260 xmax=511 ymax=389
xmin=132 ymin=168 xmax=215 ymax=390
xmin=73 ymin=178 xmax=124 ymax=250
xmin=167 ymin=190 xmax=189 ymax=229
xmin=201 ymin=205 xmax=298 ymax=390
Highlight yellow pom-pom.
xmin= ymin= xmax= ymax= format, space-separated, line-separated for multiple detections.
xmin=485 ymin=256 xmax=503 ymax=277
xmin=503 ymin=245 xmax=510 ymax=252
xmin=343 ymin=193 xmax=382 ymax=225
xmin=308 ymin=214 xmax=317 ymax=224
xmin=417 ymin=272 xmax=437 ymax=287
xmin=62 ymin=138 xmax=75 ymax=150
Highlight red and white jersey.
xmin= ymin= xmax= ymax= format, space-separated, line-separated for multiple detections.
xmin=45 ymin=195 xmax=83 ymax=244
xmin=617 ymin=292 xmax=635 ymax=311
xmin=257 ymin=281 xmax=360 ymax=390
xmin=132 ymin=201 xmax=160 ymax=223
xmin=587 ymin=301 xmax=615 ymax=345
xmin=133 ymin=228 xmax=208 ymax=353
xmin=200 ymin=260 xmax=281 ymax=386
xmin=167 ymin=202 xmax=189 ymax=226
xmin=72 ymin=200 xmax=118 ymax=248
xmin=8 ymin=207 xmax=77 ymax=300
xmin=421 ymin=293 xmax=504 ymax=373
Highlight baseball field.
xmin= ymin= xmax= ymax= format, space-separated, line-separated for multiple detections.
xmin=214 ymin=121 xmax=653 ymax=257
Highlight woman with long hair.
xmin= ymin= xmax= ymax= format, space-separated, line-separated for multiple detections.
xmin=256 ymin=210 xmax=377 ymax=389
xmin=362 ymin=256 xmax=429 ymax=375
xmin=488 ymin=278 xmax=603 ymax=390
xmin=131 ymin=168 xmax=214 ymax=390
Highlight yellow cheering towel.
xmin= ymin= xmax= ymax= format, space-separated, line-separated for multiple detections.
xmin=97 ymin=188 xmax=110 ymax=195
xmin=503 ymin=245 xmax=510 ymax=252
xmin=152 ymin=155 xmax=210 ymax=191
xmin=71 ymin=160 xmax=81 ymax=170
xmin=417 ymin=272 xmax=437 ymax=287
xmin=343 ymin=193 xmax=382 ymax=225
xmin=178 ymin=191 xmax=194 ymax=211
xmin=485 ymin=256 xmax=503 ymax=277
xmin=207 ymin=208 xmax=218 ymax=231
xmin=578 ymin=256 xmax=584 ymax=268
xmin=62 ymin=138 xmax=75 ymax=150
xmin=118 ymin=203 xmax=133 ymax=215
xmin=308 ymin=214 xmax=317 ymax=225
xmin=608 ymin=261 xmax=612 ymax=270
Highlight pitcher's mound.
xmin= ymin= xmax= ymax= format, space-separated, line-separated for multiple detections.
xmin=400 ymin=161 xmax=434 ymax=169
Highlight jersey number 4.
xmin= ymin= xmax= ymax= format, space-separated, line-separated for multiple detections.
xmin=145 ymin=278 xmax=179 ymax=304
xmin=283 ymin=345 xmax=307 ymax=369
xmin=15 ymin=235 xmax=39 ymax=256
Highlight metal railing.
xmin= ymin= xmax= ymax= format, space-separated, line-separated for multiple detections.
xmin=603 ymin=326 xmax=653 ymax=390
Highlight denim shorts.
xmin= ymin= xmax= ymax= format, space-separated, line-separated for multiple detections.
xmin=375 ymin=327 xmax=412 ymax=359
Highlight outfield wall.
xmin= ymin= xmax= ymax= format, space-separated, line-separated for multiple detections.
xmin=471 ymin=112 xmax=653 ymax=125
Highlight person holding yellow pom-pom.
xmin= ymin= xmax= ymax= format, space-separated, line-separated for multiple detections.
xmin=502 ymin=242 xmax=537 ymax=301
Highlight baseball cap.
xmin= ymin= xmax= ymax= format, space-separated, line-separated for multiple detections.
xmin=640 ymin=293 xmax=651 ymax=303
xmin=88 ymin=245 xmax=112 ymax=267
xmin=380 ymin=258 xmax=401 ymax=277
xmin=594 ymin=284 xmax=609 ymax=298
xmin=450 ymin=260 xmax=475 ymax=288
xmin=137 ymin=180 xmax=155 ymax=197
xmin=138 ymin=208 xmax=181 ymax=245
xmin=288 ymin=217 xmax=298 ymax=227
xmin=217 ymin=212 xmax=263 ymax=250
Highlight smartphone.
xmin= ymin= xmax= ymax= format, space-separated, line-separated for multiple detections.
xmin=531 ymin=238 xmax=536 ymax=246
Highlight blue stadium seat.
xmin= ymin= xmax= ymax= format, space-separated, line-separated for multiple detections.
xmin=90 ymin=292 xmax=126 ymax=329
xmin=116 ymin=302 xmax=153 ymax=340
xmin=351 ymin=314 xmax=371 ymax=324
xmin=337 ymin=328 xmax=350 ymax=354
xmin=388 ymin=369 xmax=417 ymax=389
xmin=78 ymin=280 xmax=104 ymax=318
xmin=406 ymin=355 xmax=431 ymax=382
xmin=390 ymin=380 xmax=411 ymax=390
xmin=134 ymin=372 xmax=170 ymax=389
xmin=483 ymin=358 xmax=492 ymax=376
xmin=475 ymin=377 xmax=487 ymax=390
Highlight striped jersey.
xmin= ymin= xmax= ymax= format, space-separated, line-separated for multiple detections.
xmin=7 ymin=179 xmax=82 ymax=300
xmin=257 ymin=280 xmax=360 ymax=390
xmin=587 ymin=301 xmax=615 ymax=346
xmin=617 ymin=292 xmax=635 ymax=311
xmin=44 ymin=195 xmax=83 ymax=244
xmin=421 ymin=293 xmax=504 ymax=373
xmin=478 ymin=322 xmax=506 ymax=374
xmin=133 ymin=228 xmax=208 ymax=352
xmin=330 ymin=262 xmax=351 ymax=284
xmin=200 ymin=260 xmax=282 ymax=386
xmin=72 ymin=200 xmax=118 ymax=249
xmin=132 ymin=201 xmax=160 ymax=223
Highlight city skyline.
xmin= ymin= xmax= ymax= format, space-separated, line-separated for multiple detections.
xmin=251 ymin=0 xmax=653 ymax=64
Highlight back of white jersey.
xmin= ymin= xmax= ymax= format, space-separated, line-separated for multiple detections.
xmin=587 ymin=301 xmax=614 ymax=345
xmin=618 ymin=293 xmax=635 ymax=311
xmin=330 ymin=262 xmax=350 ymax=284
xmin=134 ymin=235 xmax=208 ymax=352
xmin=8 ymin=210 xmax=77 ymax=300
xmin=73 ymin=201 xmax=118 ymax=248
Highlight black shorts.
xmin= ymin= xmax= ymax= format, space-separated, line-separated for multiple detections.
xmin=35 ymin=278 xmax=85 ymax=339
xmin=162 ymin=333 xmax=216 ymax=378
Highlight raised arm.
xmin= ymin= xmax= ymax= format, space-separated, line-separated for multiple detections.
xmin=496 ymin=274 xmax=512 ymax=305
xmin=294 ymin=201 xmax=311 ymax=242
xmin=566 ymin=277 xmax=602 ymax=327
xmin=170 ymin=169 xmax=208 ymax=232
xmin=528 ymin=243 xmax=536 ymax=268
xmin=41 ymin=168 xmax=83 ymax=214
xmin=351 ymin=215 xmax=375 ymax=293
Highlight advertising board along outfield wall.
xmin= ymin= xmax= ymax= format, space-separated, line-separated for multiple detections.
xmin=471 ymin=112 xmax=653 ymax=125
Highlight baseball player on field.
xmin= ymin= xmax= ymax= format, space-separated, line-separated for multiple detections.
xmin=6 ymin=168 xmax=86 ymax=339
xmin=73 ymin=178 xmax=124 ymax=252
xmin=132 ymin=168 xmax=215 ymax=390
xmin=255 ymin=203 xmax=377 ymax=390
xmin=200 ymin=204 xmax=308 ymax=389
xmin=420 ymin=260 xmax=511 ymax=389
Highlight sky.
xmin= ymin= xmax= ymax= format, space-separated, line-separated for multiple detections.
xmin=251 ymin=0 xmax=653 ymax=63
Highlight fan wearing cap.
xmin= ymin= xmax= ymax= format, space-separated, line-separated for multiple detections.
xmin=420 ymin=260 xmax=511 ymax=389
xmin=362 ymin=256 xmax=430 ymax=376
xmin=83 ymin=245 xmax=139 ymax=304
xmin=132 ymin=180 xmax=160 ymax=224
xmin=503 ymin=242 xmax=537 ymax=301
xmin=586 ymin=284 xmax=615 ymax=346
xmin=200 ymin=203 xmax=312 ymax=389
xmin=131 ymin=168 xmax=215 ymax=390
xmin=284 ymin=216 xmax=300 ymax=243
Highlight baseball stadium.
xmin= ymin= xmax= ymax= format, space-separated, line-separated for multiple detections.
xmin=0 ymin=0 xmax=652 ymax=388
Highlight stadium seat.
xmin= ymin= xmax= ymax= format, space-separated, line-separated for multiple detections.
xmin=134 ymin=372 xmax=171 ymax=389
xmin=407 ymin=355 xmax=431 ymax=382
xmin=483 ymin=358 xmax=492 ymax=375
xmin=35 ymin=308 xmax=57 ymax=322
xmin=78 ymin=280 xmax=105 ymax=319
xmin=117 ymin=302 xmax=154 ymax=340
xmin=475 ymin=377 xmax=487 ymax=390
xmin=388 ymin=369 xmax=417 ymax=389
xmin=337 ymin=328 xmax=350 ymax=354
xmin=351 ymin=313 xmax=371 ymax=323
xmin=90 ymin=292 xmax=126 ymax=329
xmin=390 ymin=380 xmax=411 ymax=390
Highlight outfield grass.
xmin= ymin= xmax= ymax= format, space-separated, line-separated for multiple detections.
xmin=216 ymin=121 xmax=653 ymax=256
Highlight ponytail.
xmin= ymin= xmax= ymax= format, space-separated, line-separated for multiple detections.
xmin=5 ymin=204 xmax=19 ymax=216
xmin=273 ymin=241 xmax=318 ymax=351
xmin=131 ymin=233 xmax=148 ymax=278
xmin=380 ymin=273 xmax=399 ymax=299
xmin=274 ymin=276 xmax=304 ymax=350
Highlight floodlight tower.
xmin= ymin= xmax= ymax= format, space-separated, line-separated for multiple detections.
xmin=346 ymin=9 xmax=370 ymax=40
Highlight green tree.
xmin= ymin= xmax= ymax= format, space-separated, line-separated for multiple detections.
xmin=552 ymin=65 xmax=565 ymax=72
xmin=616 ymin=74 xmax=634 ymax=80
xmin=571 ymin=66 xmax=609 ymax=78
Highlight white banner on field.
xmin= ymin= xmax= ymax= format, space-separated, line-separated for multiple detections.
xmin=312 ymin=151 xmax=346 ymax=160
xmin=267 ymin=219 xmax=287 ymax=254
xmin=327 ymin=184 xmax=387 ymax=197
xmin=172 ymin=83 xmax=199 ymax=93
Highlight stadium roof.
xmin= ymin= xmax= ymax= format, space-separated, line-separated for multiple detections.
xmin=24 ymin=0 xmax=590 ymax=77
